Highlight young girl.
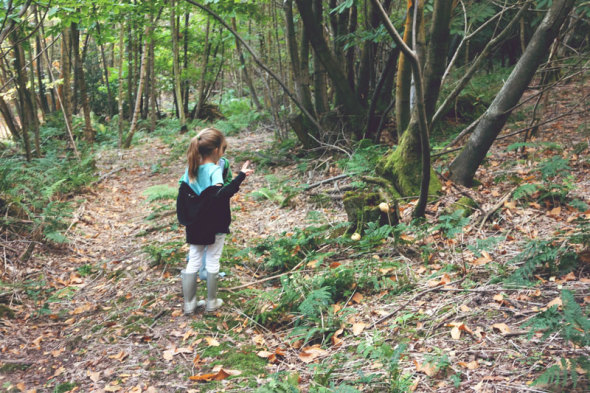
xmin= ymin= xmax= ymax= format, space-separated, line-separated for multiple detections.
xmin=179 ymin=128 xmax=253 ymax=314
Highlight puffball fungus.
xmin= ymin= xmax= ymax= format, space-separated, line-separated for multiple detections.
xmin=378 ymin=202 xmax=389 ymax=213
xmin=351 ymin=233 xmax=361 ymax=241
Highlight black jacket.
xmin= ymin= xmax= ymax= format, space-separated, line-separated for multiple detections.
xmin=177 ymin=172 xmax=246 ymax=245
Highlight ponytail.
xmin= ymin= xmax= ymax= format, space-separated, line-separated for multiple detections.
xmin=187 ymin=136 xmax=201 ymax=183
xmin=186 ymin=128 xmax=227 ymax=183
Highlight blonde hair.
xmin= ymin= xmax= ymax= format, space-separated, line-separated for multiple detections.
xmin=187 ymin=128 xmax=227 ymax=183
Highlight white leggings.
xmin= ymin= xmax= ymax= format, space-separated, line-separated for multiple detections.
xmin=186 ymin=234 xmax=226 ymax=274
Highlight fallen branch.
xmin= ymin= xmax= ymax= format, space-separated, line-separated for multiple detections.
xmin=221 ymin=258 xmax=308 ymax=292
xmin=93 ymin=167 xmax=125 ymax=186
xmin=370 ymin=278 xmax=464 ymax=329
xmin=304 ymin=174 xmax=351 ymax=191
xmin=476 ymin=186 xmax=517 ymax=232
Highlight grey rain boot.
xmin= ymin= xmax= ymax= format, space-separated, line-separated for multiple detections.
xmin=181 ymin=270 xmax=199 ymax=314
xmin=206 ymin=272 xmax=223 ymax=312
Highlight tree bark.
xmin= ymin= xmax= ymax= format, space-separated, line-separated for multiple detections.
xmin=232 ymin=17 xmax=262 ymax=111
xmin=170 ymin=0 xmax=185 ymax=127
xmin=71 ymin=22 xmax=94 ymax=142
xmin=149 ymin=29 xmax=157 ymax=132
xmin=124 ymin=20 xmax=150 ymax=148
xmin=0 ymin=95 xmax=21 ymax=141
xmin=25 ymin=35 xmax=41 ymax=156
xmin=449 ymin=0 xmax=576 ymax=186
xmin=61 ymin=27 xmax=73 ymax=132
xmin=395 ymin=0 xmax=414 ymax=138
xmin=194 ymin=15 xmax=210 ymax=120
xmin=10 ymin=30 xmax=34 ymax=161
xmin=117 ymin=22 xmax=125 ymax=147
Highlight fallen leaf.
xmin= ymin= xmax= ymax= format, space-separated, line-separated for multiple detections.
xmin=548 ymin=206 xmax=561 ymax=216
xmin=16 ymin=383 xmax=25 ymax=392
xmin=257 ymin=350 xmax=274 ymax=358
xmin=352 ymin=322 xmax=366 ymax=336
xmin=87 ymin=370 xmax=100 ymax=383
xmin=504 ymin=200 xmax=516 ymax=209
xmin=298 ymin=345 xmax=329 ymax=363
xmin=171 ymin=309 xmax=183 ymax=317
xmin=492 ymin=323 xmax=510 ymax=334
xmin=493 ymin=294 xmax=504 ymax=303
xmin=351 ymin=293 xmax=364 ymax=304
xmin=252 ymin=334 xmax=266 ymax=346
xmin=332 ymin=328 xmax=344 ymax=347
xmin=459 ymin=304 xmax=471 ymax=312
xmin=104 ymin=385 xmax=122 ymax=392
xmin=414 ymin=359 xmax=438 ymax=377
xmin=329 ymin=262 xmax=341 ymax=269
xmin=545 ymin=296 xmax=563 ymax=310
xmin=458 ymin=360 xmax=479 ymax=370
xmin=109 ymin=351 xmax=128 ymax=362
xmin=189 ymin=369 xmax=231 ymax=382
xmin=451 ymin=326 xmax=461 ymax=340
xmin=427 ymin=273 xmax=451 ymax=287
xmin=204 ymin=337 xmax=220 ymax=347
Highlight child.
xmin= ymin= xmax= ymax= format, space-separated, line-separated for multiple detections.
xmin=178 ymin=127 xmax=253 ymax=314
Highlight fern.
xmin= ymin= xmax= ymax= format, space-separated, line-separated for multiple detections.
xmin=432 ymin=209 xmax=469 ymax=238
xmin=513 ymin=183 xmax=541 ymax=201
xmin=298 ymin=287 xmax=332 ymax=319
xmin=523 ymin=290 xmax=590 ymax=388
xmin=506 ymin=240 xmax=578 ymax=285
xmin=142 ymin=184 xmax=177 ymax=202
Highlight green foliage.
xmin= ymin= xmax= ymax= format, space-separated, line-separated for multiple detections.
xmin=142 ymin=184 xmax=178 ymax=202
xmin=339 ymin=141 xmax=388 ymax=175
xmin=505 ymin=239 xmax=578 ymax=285
xmin=432 ymin=210 xmax=469 ymax=238
xmin=143 ymin=240 xmax=184 ymax=267
xmin=0 ymin=127 xmax=97 ymax=243
xmin=467 ymin=236 xmax=504 ymax=257
xmin=523 ymin=290 xmax=590 ymax=389
xmin=536 ymin=156 xmax=570 ymax=181
xmin=357 ymin=335 xmax=412 ymax=392
xmin=256 ymin=373 xmax=301 ymax=393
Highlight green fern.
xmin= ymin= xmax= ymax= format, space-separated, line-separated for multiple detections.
xmin=523 ymin=290 xmax=590 ymax=388
xmin=142 ymin=184 xmax=178 ymax=202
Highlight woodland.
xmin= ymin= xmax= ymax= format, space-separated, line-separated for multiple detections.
xmin=0 ymin=0 xmax=589 ymax=392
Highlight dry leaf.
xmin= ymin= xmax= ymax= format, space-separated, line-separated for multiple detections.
xmin=548 ymin=206 xmax=561 ymax=216
xmin=351 ymin=322 xmax=366 ymax=336
xmin=171 ymin=309 xmax=183 ymax=317
xmin=87 ymin=370 xmax=100 ymax=383
xmin=414 ymin=360 xmax=438 ymax=377
xmin=493 ymin=294 xmax=504 ymax=303
xmin=332 ymin=328 xmax=344 ymax=347
xmin=257 ymin=350 xmax=274 ymax=358
xmin=298 ymin=345 xmax=329 ymax=363
xmin=104 ymin=385 xmax=122 ymax=392
xmin=504 ymin=200 xmax=516 ymax=209
xmin=16 ymin=383 xmax=25 ymax=392
xmin=458 ymin=360 xmax=479 ymax=370
xmin=109 ymin=351 xmax=128 ymax=362
xmin=460 ymin=304 xmax=471 ymax=312
xmin=451 ymin=326 xmax=461 ymax=340
xmin=492 ymin=323 xmax=510 ymax=334
xmin=204 ymin=337 xmax=220 ymax=347
xmin=427 ymin=273 xmax=451 ymax=287
xmin=189 ymin=369 xmax=231 ymax=382
xmin=52 ymin=366 xmax=65 ymax=378
xmin=351 ymin=293 xmax=364 ymax=304
xmin=329 ymin=262 xmax=341 ymax=269
xmin=545 ymin=296 xmax=563 ymax=309
xmin=252 ymin=334 xmax=266 ymax=346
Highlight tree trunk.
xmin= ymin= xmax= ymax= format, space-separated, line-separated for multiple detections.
xmin=449 ymin=0 xmax=576 ymax=186
xmin=25 ymin=38 xmax=41 ymax=156
xmin=149 ymin=30 xmax=157 ymax=132
xmin=61 ymin=27 xmax=73 ymax=132
xmin=295 ymin=0 xmax=364 ymax=121
xmin=194 ymin=16 xmax=210 ymax=120
xmin=395 ymin=0 xmax=414 ymax=138
xmin=170 ymin=0 xmax=185 ymax=127
xmin=232 ymin=17 xmax=262 ymax=111
xmin=117 ymin=23 xmax=125 ymax=147
xmin=0 ymin=96 xmax=21 ymax=141
xmin=34 ymin=30 xmax=50 ymax=114
xmin=126 ymin=24 xmax=134 ymax=120
xmin=71 ymin=23 xmax=94 ymax=142
xmin=11 ymin=31 xmax=34 ymax=161
xmin=182 ymin=12 xmax=190 ymax=116
xmin=124 ymin=21 xmax=150 ymax=148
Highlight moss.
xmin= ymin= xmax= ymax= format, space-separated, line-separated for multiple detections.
xmin=447 ymin=196 xmax=479 ymax=217
xmin=210 ymin=345 xmax=267 ymax=377
xmin=0 ymin=362 xmax=31 ymax=373
xmin=377 ymin=143 xmax=442 ymax=198
xmin=0 ymin=304 xmax=15 ymax=319
xmin=343 ymin=190 xmax=385 ymax=232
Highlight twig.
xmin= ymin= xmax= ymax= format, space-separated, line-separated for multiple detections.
xmin=93 ymin=167 xmax=125 ymax=185
xmin=221 ymin=258 xmax=308 ymax=292
xmin=476 ymin=186 xmax=517 ymax=232
xmin=370 ymin=278 xmax=464 ymax=329
xmin=304 ymin=174 xmax=351 ymax=191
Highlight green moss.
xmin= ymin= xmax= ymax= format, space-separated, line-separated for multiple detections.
xmin=210 ymin=345 xmax=267 ymax=377
xmin=0 ymin=304 xmax=15 ymax=319
xmin=447 ymin=196 xmax=479 ymax=217
xmin=377 ymin=143 xmax=442 ymax=198
xmin=0 ymin=362 xmax=31 ymax=373
xmin=343 ymin=191 xmax=383 ymax=232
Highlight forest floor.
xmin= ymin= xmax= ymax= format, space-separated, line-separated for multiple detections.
xmin=1 ymin=81 xmax=590 ymax=393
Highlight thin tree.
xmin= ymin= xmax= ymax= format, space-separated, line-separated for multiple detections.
xmin=170 ymin=0 xmax=185 ymax=128
xmin=449 ymin=0 xmax=576 ymax=186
